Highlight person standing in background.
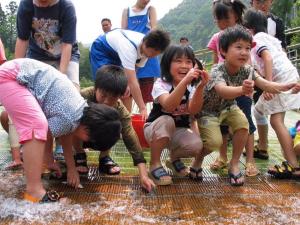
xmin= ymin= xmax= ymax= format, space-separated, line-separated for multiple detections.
xmin=101 ymin=18 xmax=112 ymax=34
xmin=14 ymin=0 xmax=80 ymax=162
xmin=121 ymin=0 xmax=161 ymax=109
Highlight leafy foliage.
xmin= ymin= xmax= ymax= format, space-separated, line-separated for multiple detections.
xmin=0 ymin=1 xmax=17 ymax=56
xmin=159 ymin=0 xmax=216 ymax=51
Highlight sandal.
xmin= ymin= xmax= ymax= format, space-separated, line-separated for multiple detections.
xmin=74 ymin=152 xmax=88 ymax=174
xmin=253 ymin=145 xmax=269 ymax=160
xmin=210 ymin=157 xmax=228 ymax=170
xmin=99 ymin=156 xmax=121 ymax=175
xmin=228 ymin=171 xmax=244 ymax=186
xmin=188 ymin=167 xmax=203 ymax=181
xmin=24 ymin=190 xmax=61 ymax=203
xmin=149 ymin=166 xmax=172 ymax=186
xmin=5 ymin=161 xmax=23 ymax=170
xmin=245 ymin=162 xmax=260 ymax=177
xmin=165 ymin=159 xmax=188 ymax=177
xmin=268 ymin=161 xmax=300 ymax=179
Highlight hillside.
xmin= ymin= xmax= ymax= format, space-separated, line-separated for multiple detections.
xmin=159 ymin=0 xmax=216 ymax=51
xmin=159 ymin=0 xmax=249 ymax=51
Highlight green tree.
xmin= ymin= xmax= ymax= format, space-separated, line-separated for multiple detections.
xmin=5 ymin=1 xmax=18 ymax=53
xmin=271 ymin=0 xmax=294 ymax=27
xmin=0 ymin=1 xmax=18 ymax=59
xmin=290 ymin=0 xmax=300 ymax=44
xmin=78 ymin=43 xmax=94 ymax=86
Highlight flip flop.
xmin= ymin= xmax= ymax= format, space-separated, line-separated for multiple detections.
xmin=188 ymin=167 xmax=203 ymax=181
xmin=228 ymin=171 xmax=244 ymax=186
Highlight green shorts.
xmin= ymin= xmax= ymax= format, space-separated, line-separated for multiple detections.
xmin=197 ymin=105 xmax=249 ymax=151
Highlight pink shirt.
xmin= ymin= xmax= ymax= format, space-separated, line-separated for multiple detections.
xmin=0 ymin=38 xmax=6 ymax=65
xmin=207 ymin=31 xmax=224 ymax=63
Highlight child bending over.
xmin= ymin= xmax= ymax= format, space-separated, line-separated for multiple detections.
xmin=74 ymin=65 xmax=155 ymax=192
xmin=189 ymin=25 xmax=299 ymax=186
xmin=0 ymin=58 xmax=121 ymax=203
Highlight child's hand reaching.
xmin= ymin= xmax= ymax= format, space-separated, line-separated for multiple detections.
xmin=242 ymin=79 xmax=254 ymax=96
xmin=140 ymin=175 xmax=156 ymax=192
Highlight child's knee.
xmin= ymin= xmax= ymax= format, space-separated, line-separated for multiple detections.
xmin=144 ymin=115 xmax=176 ymax=143
xmin=253 ymin=107 xmax=268 ymax=125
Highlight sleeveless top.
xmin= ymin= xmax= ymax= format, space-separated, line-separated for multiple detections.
xmin=127 ymin=5 xmax=151 ymax=34
xmin=126 ymin=5 xmax=160 ymax=78
xmin=146 ymin=87 xmax=191 ymax=128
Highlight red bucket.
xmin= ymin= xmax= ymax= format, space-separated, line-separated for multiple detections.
xmin=131 ymin=114 xmax=149 ymax=148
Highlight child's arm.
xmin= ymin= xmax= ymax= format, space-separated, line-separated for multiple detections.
xmin=159 ymin=68 xmax=201 ymax=112
xmin=214 ymin=79 xmax=254 ymax=99
xmin=60 ymin=134 xmax=81 ymax=188
xmin=260 ymin=50 xmax=273 ymax=81
xmin=255 ymin=76 xmax=299 ymax=94
xmin=188 ymin=70 xmax=210 ymax=115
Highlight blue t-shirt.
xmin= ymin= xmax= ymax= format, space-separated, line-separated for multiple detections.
xmin=15 ymin=58 xmax=87 ymax=137
xmin=16 ymin=0 xmax=80 ymax=62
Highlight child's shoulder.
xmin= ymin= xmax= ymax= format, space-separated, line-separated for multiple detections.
xmin=154 ymin=78 xmax=172 ymax=89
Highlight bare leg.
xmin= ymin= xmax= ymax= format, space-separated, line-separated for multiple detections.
xmin=150 ymin=136 xmax=171 ymax=181
xmin=23 ymin=137 xmax=46 ymax=199
xmin=245 ymin=134 xmax=255 ymax=163
xmin=219 ymin=135 xmax=229 ymax=161
xmin=257 ymin=124 xmax=268 ymax=150
xmin=230 ymin=128 xmax=248 ymax=184
xmin=191 ymin=148 xmax=211 ymax=169
xmin=270 ymin=112 xmax=298 ymax=167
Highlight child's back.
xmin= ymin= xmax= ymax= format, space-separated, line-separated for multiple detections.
xmin=252 ymin=32 xmax=296 ymax=81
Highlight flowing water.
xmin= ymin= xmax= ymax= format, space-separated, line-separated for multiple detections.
xmin=1 ymin=107 xmax=300 ymax=224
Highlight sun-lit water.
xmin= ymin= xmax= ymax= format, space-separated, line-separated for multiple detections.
xmin=1 ymin=106 xmax=300 ymax=224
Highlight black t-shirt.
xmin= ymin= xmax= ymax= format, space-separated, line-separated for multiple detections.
xmin=17 ymin=0 xmax=80 ymax=61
